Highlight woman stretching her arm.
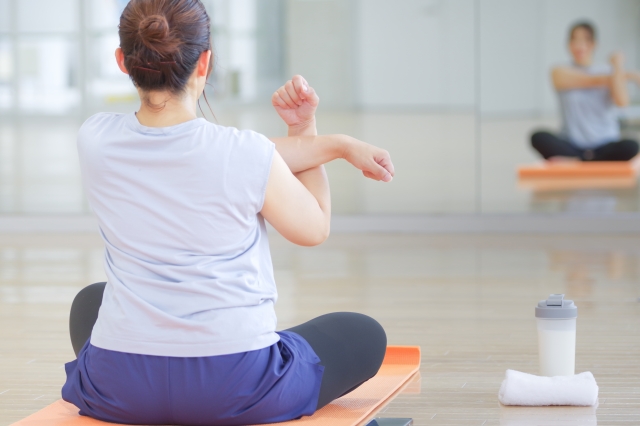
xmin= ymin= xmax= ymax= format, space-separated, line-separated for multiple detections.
xmin=62 ymin=1 xmax=394 ymax=425
xmin=531 ymin=21 xmax=640 ymax=162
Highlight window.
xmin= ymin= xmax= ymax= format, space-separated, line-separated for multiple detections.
xmin=1 ymin=0 xmax=284 ymax=116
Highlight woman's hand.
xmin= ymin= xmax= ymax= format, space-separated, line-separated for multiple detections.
xmin=342 ymin=137 xmax=395 ymax=182
xmin=627 ymin=70 xmax=640 ymax=85
xmin=610 ymin=52 xmax=625 ymax=70
xmin=610 ymin=52 xmax=630 ymax=107
xmin=272 ymin=75 xmax=319 ymax=135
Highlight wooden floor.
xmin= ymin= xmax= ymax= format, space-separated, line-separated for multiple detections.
xmin=1 ymin=232 xmax=639 ymax=425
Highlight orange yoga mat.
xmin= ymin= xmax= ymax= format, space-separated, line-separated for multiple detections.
xmin=11 ymin=346 xmax=421 ymax=426
xmin=517 ymin=160 xmax=640 ymax=179
xmin=518 ymin=176 xmax=637 ymax=191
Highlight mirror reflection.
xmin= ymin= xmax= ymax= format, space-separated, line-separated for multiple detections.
xmin=480 ymin=0 xmax=640 ymax=213
xmin=2 ymin=0 xmax=640 ymax=215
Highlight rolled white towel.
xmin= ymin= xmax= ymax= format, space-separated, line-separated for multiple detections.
xmin=498 ymin=369 xmax=599 ymax=406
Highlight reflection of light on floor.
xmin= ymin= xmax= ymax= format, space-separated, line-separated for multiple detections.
xmin=517 ymin=179 xmax=640 ymax=213
xmin=499 ymin=405 xmax=597 ymax=426
xmin=530 ymin=190 xmax=632 ymax=214
xmin=564 ymin=193 xmax=618 ymax=213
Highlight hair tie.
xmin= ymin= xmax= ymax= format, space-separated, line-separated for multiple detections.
xmin=133 ymin=66 xmax=162 ymax=74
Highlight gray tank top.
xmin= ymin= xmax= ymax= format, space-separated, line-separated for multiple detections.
xmin=558 ymin=63 xmax=620 ymax=149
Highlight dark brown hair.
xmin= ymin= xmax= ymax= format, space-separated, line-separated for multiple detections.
xmin=119 ymin=0 xmax=213 ymax=96
xmin=569 ymin=21 xmax=596 ymax=42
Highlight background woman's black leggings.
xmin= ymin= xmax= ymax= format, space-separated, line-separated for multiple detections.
xmin=531 ymin=131 xmax=639 ymax=161
xmin=69 ymin=283 xmax=387 ymax=410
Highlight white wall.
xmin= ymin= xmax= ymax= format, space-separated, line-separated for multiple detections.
xmin=479 ymin=0 xmax=541 ymax=115
xmin=285 ymin=0 xmax=355 ymax=108
xmin=356 ymin=0 xmax=476 ymax=109
xmin=285 ymin=0 xmax=476 ymax=110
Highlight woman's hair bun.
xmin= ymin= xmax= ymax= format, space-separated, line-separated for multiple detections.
xmin=119 ymin=0 xmax=212 ymax=95
xmin=138 ymin=14 xmax=172 ymax=54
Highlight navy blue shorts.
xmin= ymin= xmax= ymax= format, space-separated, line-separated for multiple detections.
xmin=62 ymin=331 xmax=324 ymax=425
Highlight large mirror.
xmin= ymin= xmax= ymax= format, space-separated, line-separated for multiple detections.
xmin=2 ymin=0 xmax=640 ymax=217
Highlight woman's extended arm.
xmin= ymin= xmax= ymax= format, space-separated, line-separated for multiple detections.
xmin=263 ymin=77 xmax=331 ymax=247
xmin=551 ymin=67 xmax=610 ymax=91
xmin=626 ymin=70 xmax=640 ymax=85
xmin=552 ymin=53 xmax=630 ymax=106
xmin=261 ymin=75 xmax=394 ymax=246
xmin=268 ymin=134 xmax=343 ymax=173
xmin=261 ymin=150 xmax=331 ymax=246
xmin=270 ymin=75 xmax=392 ymax=178
xmin=268 ymin=134 xmax=393 ymax=179
xmin=262 ymin=134 xmax=394 ymax=246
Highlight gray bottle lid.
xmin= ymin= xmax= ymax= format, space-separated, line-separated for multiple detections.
xmin=535 ymin=294 xmax=578 ymax=319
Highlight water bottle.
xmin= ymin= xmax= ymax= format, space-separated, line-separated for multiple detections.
xmin=535 ymin=294 xmax=577 ymax=377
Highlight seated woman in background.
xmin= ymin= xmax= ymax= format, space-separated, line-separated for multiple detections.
xmin=531 ymin=21 xmax=640 ymax=162
xmin=61 ymin=0 xmax=395 ymax=425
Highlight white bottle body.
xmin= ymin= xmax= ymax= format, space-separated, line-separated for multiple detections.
xmin=537 ymin=317 xmax=576 ymax=377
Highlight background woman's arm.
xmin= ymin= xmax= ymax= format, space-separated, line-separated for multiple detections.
xmin=552 ymin=53 xmax=630 ymax=107
xmin=626 ymin=70 xmax=640 ymax=85
xmin=610 ymin=53 xmax=630 ymax=107
xmin=551 ymin=67 xmax=610 ymax=91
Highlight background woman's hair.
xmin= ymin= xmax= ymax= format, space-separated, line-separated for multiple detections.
xmin=119 ymin=0 xmax=213 ymax=97
xmin=569 ymin=21 xmax=596 ymax=42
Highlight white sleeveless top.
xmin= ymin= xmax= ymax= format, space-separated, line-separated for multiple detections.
xmin=558 ymin=63 xmax=620 ymax=149
xmin=78 ymin=112 xmax=278 ymax=357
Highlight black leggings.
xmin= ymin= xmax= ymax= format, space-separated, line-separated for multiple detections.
xmin=531 ymin=131 xmax=639 ymax=161
xmin=69 ymin=283 xmax=387 ymax=410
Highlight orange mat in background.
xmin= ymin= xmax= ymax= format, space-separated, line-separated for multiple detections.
xmin=517 ymin=176 xmax=637 ymax=191
xmin=11 ymin=346 xmax=421 ymax=426
xmin=517 ymin=160 xmax=640 ymax=179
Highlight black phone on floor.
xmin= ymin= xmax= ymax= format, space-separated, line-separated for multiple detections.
xmin=366 ymin=418 xmax=413 ymax=426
